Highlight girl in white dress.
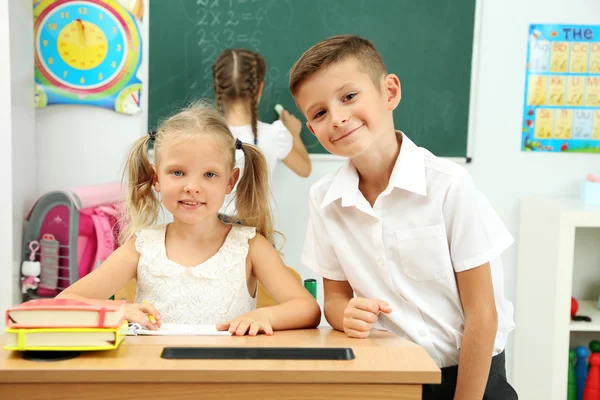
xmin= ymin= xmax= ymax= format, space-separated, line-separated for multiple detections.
xmin=212 ymin=48 xmax=311 ymax=216
xmin=57 ymin=102 xmax=321 ymax=336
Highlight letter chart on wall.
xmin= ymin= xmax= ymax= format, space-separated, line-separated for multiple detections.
xmin=522 ymin=24 xmax=600 ymax=153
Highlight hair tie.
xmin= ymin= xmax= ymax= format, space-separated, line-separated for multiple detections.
xmin=148 ymin=131 xmax=157 ymax=141
xmin=235 ymin=138 xmax=243 ymax=150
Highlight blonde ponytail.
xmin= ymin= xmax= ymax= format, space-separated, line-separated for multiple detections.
xmin=119 ymin=134 xmax=160 ymax=244
xmin=234 ymin=142 xmax=275 ymax=244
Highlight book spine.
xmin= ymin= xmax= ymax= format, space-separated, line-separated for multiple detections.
xmin=18 ymin=330 xmax=25 ymax=349
xmin=98 ymin=307 xmax=107 ymax=328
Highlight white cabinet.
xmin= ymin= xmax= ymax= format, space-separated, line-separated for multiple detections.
xmin=513 ymin=198 xmax=600 ymax=400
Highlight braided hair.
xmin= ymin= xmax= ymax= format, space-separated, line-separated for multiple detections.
xmin=212 ymin=49 xmax=267 ymax=144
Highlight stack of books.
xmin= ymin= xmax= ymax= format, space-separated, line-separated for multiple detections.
xmin=4 ymin=298 xmax=127 ymax=351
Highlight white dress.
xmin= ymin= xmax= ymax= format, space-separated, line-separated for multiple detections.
xmin=134 ymin=225 xmax=257 ymax=324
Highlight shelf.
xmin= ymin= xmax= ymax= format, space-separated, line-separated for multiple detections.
xmin=553 ymin=198 xmax=600 ymax=213
xmin=571 ymin=300 xmax=600 ymax=331
xmin=554 ymin=199 xmax=600 ymax=228
xmin=524 ymin=197 xmax=600 ymax=228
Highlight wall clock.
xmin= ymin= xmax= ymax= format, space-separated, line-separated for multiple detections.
xmin=34 ymin=0 xmax=143 ymax=114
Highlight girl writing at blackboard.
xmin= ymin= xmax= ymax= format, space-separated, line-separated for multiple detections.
xmin=212 ymin=48 xmax=311 ymax=217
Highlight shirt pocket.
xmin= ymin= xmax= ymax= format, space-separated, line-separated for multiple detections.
xmin=396 ymin=224 xmax=453 ymax=281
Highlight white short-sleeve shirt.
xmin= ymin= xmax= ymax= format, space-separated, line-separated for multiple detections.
xmin=221 ymin=120 xmax=293 ymax=216
xmin=302 ymin=132 xmax=515 ymax=368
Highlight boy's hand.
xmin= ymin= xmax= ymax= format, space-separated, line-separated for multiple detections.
xmin=125 ymin=302 xmax=162 ymax=330
xmin=343 ymin=298 xmax=392 ymax=338
xmin=217 ymin=309 xmax=274 ymax=336
xmin=280 ymin=109 xmax=302 ymax=137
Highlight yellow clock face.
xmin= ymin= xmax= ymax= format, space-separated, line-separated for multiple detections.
xmin=57 ymin=20 xmax=108 ymax=70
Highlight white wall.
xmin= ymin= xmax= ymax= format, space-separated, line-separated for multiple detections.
xmin=36 ymin=8 xmax=150 ymax=193
xmin=0 ymin=1 xmax=14 ymax=329
xmin=10 ymin=0 xmax=36 ymax=309
xmin=0 ymin=0 xmax=36 ymax=330
xmin=273 ymin=0 xmax=600 ymax=382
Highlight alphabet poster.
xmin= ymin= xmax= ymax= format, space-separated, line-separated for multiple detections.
xmin=522 ymin=24 xmax=600 ymax=153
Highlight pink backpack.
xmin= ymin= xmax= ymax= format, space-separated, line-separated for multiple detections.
xmin=22 ymin=183 xmax=123 ymax=299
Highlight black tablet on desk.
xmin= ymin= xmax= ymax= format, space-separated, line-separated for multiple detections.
xmin=161 ymin=347 xmax=355 ymax=360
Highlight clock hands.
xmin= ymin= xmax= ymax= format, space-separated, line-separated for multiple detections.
xmin=76 ymin=18 xmax=85 ymax=46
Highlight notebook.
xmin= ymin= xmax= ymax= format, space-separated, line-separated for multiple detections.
xmin=4 ymin=320 xmax=128 ymax=351
xmin=5 ymin=298 xmax=125 ymax=328
xmin=127 ymin=323 xmax=232 ymax=336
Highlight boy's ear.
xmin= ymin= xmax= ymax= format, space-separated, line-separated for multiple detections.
xmin=383 ymin=74 xmax=401 ymax=111
xmin=227 ymin=168 xmax=240 ymax=194
xmin=306 ymin=121 xmax=316 ymax=136
xmin=152 ymin=166 xmax=160 ymax=192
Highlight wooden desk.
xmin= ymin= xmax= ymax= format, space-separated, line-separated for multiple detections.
xmin=0 ymin=328 xmax=440 ymax=400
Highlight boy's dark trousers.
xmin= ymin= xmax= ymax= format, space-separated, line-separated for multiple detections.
xmin=422 ymin=351 xmax=518 ymax=400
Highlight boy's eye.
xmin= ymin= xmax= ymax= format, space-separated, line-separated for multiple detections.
xmin=343 ymin=93 xmax=357 ymax=102
xmin=172 ymin=170 xmax=183 ymax=177
xmin=205 ymin=172 xmax=216 ymax=179
xmin=313 ymin=110 xmax=325 ymax=120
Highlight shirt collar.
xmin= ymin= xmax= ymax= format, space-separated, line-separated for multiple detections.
xmin=389 ymin=132 xmax=427 ymax=196
xmin=320 ymin=161 xmax=360 ymax=209
xmin=320 ymin=132 xmax=427 ymax=210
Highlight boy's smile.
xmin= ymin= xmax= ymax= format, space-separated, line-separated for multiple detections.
xmin=333 ymin=123 xmax=365 ymax=143
xmin=294 ymin=57 xmax=401 ymax=159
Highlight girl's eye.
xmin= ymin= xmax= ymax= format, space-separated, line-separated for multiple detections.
xmin=172 ymin=170 xmax=183 ymax=177
xmin=205 ymin=172 xmax=216 ymax=179
xmin=344 ymin=93 xmax=357 ymax=102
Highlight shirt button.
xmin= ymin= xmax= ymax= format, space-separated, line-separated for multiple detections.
xmin=418 ymin=330 xmax=428 ymax=338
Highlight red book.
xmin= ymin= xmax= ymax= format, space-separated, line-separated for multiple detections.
xmin=5 ymin=298 xmax=125 ymax=328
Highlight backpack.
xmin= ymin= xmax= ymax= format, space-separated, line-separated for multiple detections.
xmin=22 ymin=183 xmax=123 ymax=299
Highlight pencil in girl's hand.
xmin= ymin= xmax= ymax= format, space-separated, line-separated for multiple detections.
xmin=142 ymin=300 xmax=156 ymax=323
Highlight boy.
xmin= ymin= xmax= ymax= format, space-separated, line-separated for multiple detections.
xmin=290 ymin=35 xmax=518 ymax=400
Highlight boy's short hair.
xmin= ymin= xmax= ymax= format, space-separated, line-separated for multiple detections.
xmin=289 ymin=35 xmax=388 ymax=96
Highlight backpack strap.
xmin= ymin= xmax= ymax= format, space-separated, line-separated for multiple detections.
xmin=88 ymin=206 xmax=118 ymax=271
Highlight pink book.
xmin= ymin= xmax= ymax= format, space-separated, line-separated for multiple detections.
xmin=5 ymin=298 xmax=125 ymax=328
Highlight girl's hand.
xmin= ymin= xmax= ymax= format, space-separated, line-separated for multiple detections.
xmin=216 ymin=309 xmax=274 ymax=336
xmin=125 ymin=302 xmax=162 ymax=330
xmin=280 ymin=109 xmax=302 ymax=137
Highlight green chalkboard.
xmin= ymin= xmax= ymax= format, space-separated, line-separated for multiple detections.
xmin=149 ymin=0 xmax=475 ymax=157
